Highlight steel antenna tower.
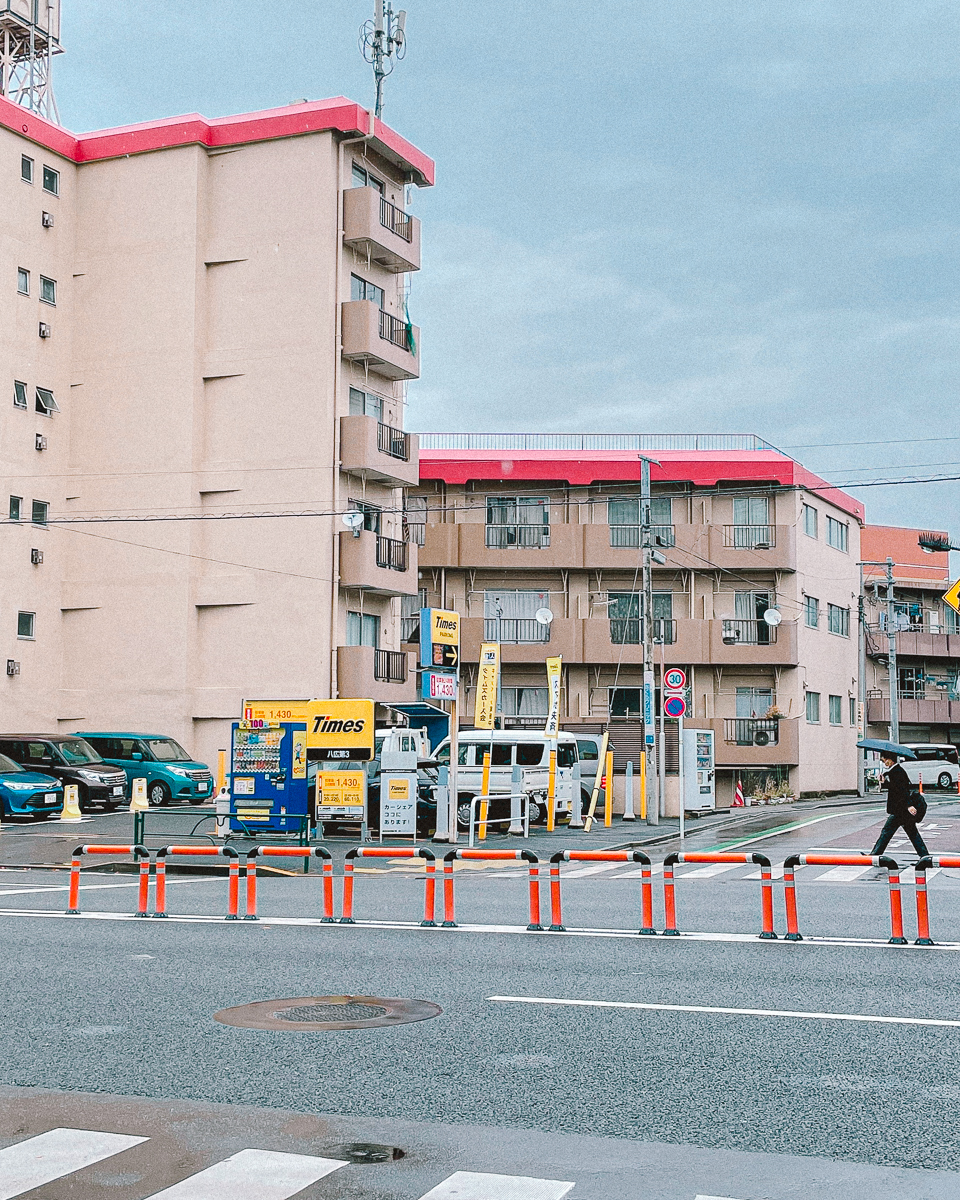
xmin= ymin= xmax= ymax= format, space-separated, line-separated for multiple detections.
xmin=359 ymin=0 xmax=406 ymax=118
xmin=0 ymin=0 xmax=62 ymax=122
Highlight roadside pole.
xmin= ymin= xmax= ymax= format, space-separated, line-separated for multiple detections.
xmin=857 ymin=561 xmax=866 ymax=796
xmin=885 ymin=556 xmax=899 ymax=745
xmin=448 ymin=688 xmax=459 ymax=843
xmin=623 ymin=759 xmax=635 ymax=820
xmin=678 ymin=713 xmax=685 ymax=843
xmin=641 ymin=456 xmax=659 ymax=824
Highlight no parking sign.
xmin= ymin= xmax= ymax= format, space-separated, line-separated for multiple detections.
xmin=664 ymin=693 xmax=687 ymax=718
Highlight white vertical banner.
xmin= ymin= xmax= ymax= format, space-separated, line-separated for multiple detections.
xmin=544 ymin=656 xmax=562 ymax=738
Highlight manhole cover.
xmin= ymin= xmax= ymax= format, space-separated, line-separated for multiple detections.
xmin=213 ymin=995 xmax=441 ymax=1031
xmin=335 ymin=1143 xmax=406 ymax=1163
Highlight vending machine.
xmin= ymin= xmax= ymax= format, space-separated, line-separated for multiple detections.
xmin=682 ymin=727 xmax=715 ymax=811
xmin=230 ymin=720 xmax=309 ymax=833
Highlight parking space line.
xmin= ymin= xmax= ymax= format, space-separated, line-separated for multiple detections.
xmin=0 ymin=1127 xmax=147 ymax=1199
xmin=418 ymin=1171 xmax=575 ymax=1199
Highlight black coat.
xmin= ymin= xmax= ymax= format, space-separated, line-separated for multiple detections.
xmin=883 ymin=763 xmax=915 ymax=818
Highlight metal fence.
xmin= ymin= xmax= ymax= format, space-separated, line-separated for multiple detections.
xmin=720 ymin=619 xmax=777 ymax=646
xmin=723 ymin=718 xmax=780 ymax=746
xmin=377 ymin=422 xmax=410 ymax=461
xmin=376 ymin=535 xmax=408 ymax=571
xmin=380 ymin=196 xmax=413 ymax=242
xmin=609 ymin=524 xmax=675 ymax=548
xmin=374 ymin=649 xmax=408 ymax=683
xmin=418 ymin=433 xmax=780 ymax=452
xmin=379 ymin=309 xmax=413 ymax=352
xmin=723 ymin=524 xmax=777 ymax=549
xmin=484 ymin=618 xmax=550 ymax=644
xmin=485 ymin=524 xmax=551 ymax=549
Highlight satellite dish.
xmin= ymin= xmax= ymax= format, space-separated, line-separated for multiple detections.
xmin=535 ymin=608 xmax=554 ymax=626
xmin=763 ymin=608 xmax=782 ymax=627
xmin=341 ymin=511 xmax=364 ymax=529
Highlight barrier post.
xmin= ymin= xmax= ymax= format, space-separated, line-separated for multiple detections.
xmin=244 ymin=846 xmax=335 ymax=922
xmin=603 ymin=750 xmax=613 ymax=827
xmin=783 ymin=857 xmax=801 ymax=940
xmin=152 ymin=846 xmax=239 ymax=919
xmin=782 ymin=853 xmax=903 ymax=943
xmin=442 ymin=849 xmax=541 ymax=930
xmin=479 ymin=752 xmax=491 ymax=840
xmin=442 ymin=852 xmax=456 ymax=926
xmin=339 ymin=847 xmax=436 ymax=926
xmin=639 ymin=751 xmax=647 ymax=821
xmin=65 ymin=845 xmax=150 ymax=916
xmin=546 ymin=746 xmax=557 ymax=833
xmin=623 ymin=760 xmax=635 ymax=821
xmin=662 ymin=856 xmax=678 ymax=936
xmin=915 ymin=857 xmax=934 ymax=945
xmin=661 ymin=852 xmax=777 ymax=939
xmin=547 ymin=850 xmax=654 ymax=935
xmin=583 ymin=731 xmax=609 ymax=832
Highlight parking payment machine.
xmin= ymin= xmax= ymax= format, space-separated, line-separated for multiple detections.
xmin=682 ymin=727 xmax=715 ymax=811
xmin=230 ymin=720 xmax=308 ymax=833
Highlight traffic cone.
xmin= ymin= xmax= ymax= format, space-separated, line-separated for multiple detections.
xmin=733 ymin=778 xmax=745 ymax=808
xmin=60 ymin=784 xmax=83 ymax=822
xmin=919 ymin=778 xmax=924 ymax=795
xmin=129 ymin=777 xmax=149 ymax=813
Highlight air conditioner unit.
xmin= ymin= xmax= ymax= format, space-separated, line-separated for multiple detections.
xmin=31 ymin=548 xmax=43 ymax=565
xmin=38 ymin=322 xmax=51 ymax=338
xmin=35 ymin=434 xmax=47 ymax=451
xmin=753 ymin=730 xmax=771 ymax=746
xmin=41 ymin=211 xmax=54 ymax=228
xmin=6 ymin=660 xmax=20 ymax=676
xmin=751 ymin=540 xmax=771 ymax=551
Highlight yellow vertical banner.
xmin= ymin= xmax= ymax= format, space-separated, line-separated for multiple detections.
xmin=474 ymin=643 xmax=500 ymax=729
xmin=544 ymin=656 xmax=562 ymax=738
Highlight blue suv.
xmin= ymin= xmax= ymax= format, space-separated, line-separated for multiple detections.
xmin=78 ymin=733 xmax=213 ymax=807
xmin=0 ymin=752 xmax=63 ymax=819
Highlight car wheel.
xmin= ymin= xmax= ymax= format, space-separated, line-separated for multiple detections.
xmin=456 ymin=796 xmax=475 ymax=831
xmin=526 ymin=795 xmax=545 ymax=825
xmin=148 ymin=781 xmax=170 ymax=807
xmin=938 ymin=772 xmax=953 ymax=790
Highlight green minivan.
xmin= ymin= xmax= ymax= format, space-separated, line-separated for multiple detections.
xmin=77 ymin=732 xmax=214 ymax=807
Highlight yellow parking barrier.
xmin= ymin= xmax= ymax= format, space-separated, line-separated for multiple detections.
xmin=61 ymin=783 xmax=83 ymax=822
xmin=479 ymin=751 xmax=491 ymax=840
xmin=546 ymin=745 xmax=557 ymax=832
xmin=129 ymin=777 xmax=149 ymax=813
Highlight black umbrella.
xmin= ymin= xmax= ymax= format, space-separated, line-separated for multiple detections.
xmin=857 ymin=738 xmax=918 ymax=759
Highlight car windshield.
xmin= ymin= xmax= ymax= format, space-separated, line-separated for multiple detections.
xmin=0 ymin=753 xmax=25 ymax=774
xmin=144 ymin=738 xmax=192 ymax=762
xmin=55 ymin=739 xmax=103 ymax=765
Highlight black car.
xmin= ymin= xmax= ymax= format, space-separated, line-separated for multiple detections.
xmin=0 ymin=735 xmax=128 ymax=812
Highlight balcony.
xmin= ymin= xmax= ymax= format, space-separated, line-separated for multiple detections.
xmin=865 ymin=624 xmax=960 ymax=661
xmin=459 ymin=616 xmax=580 ymax=663
xmin=579 ymin=618 xmax=708 ymax=665
xmin=723 ymin=718 xmax=781 ymax=747
xmin=343 ymin=186 xmax=421 ymax=273
xmin=338 ymin=529 xmax=419 ymax=596
xmin=695 ymin=717 xmax=800 ymax=767
xmin=337 ymin=644 xmax=416 ymax=703
xmin=339 ymin=414 xmax=419 ymax=487
xmin=341 ymin=300 xmax=420 ymax=381
xmin=484 ymin=618 xmax=550 ymax=644
xmin=866 ymin=695 xmax=960 ymax=727
xmin=609 ymin=524 xmax=676 ymax=548
xmin=722 ymin=524 xmax=777 ymax=550
xmin=708 ymin=618 xmax=798 ymax=665
xmin=458 ymin=522 xmax=582 ymax=570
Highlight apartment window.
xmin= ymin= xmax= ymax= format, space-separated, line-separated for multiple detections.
xmin=826 ymin=516 xmax=849 ymax=552
xmin=608 ymin=592 xmax=640 ymax=644
xmin=607 ymin=496 xmax=674 ymax=547
xmin=946 ymin=607 xmax=960 ymax=634
xmin=827 ymin=603 xmax=850 ymax=637
xmin=42 ymin=165 xmax=59 ymax=195
xmin=400 ymin=589 xmax=428 ymax=642
xmin=348 ymin=387 xmax=383 ymax=421
xmin=346 ymin=611 xmax=380 ymax=647
xmin=486 ymin=496 xmax=549 ymax=549
xmin=653 ymin=592 xmax=674 ymax=642
xmin=39 ymin=276 xmax=56 ymax=305
xmin=736 ymin=688 xmax=774 ymax=718
xmin=803 ymin=504 xmax=818 ymax=538
xmin=898 ymin=666 xmax=925 ymax=700
xmin=731 ymin=590 xmax=772 ymax=644
xmin=9 ymin=497 xmax=22 ymax=521
xmin=610 ymin=688 xmax=643 ymax=718
xmin=484 ymin=590 xmax=550 ymax=643
xmin=828 ymin=695 xmax=843 ymax=726
xmin=733 ymin=495 xmax=770 ymax=526
xmin=404 ymin=495 xmax=426 ymax=546
xmin=350 ymin=274 xmax=384 ymax=308
xmin=501 ymin=687 xmax=549 ymax=718
xmin=349 ymin=500 xmax=381 ymax=534
xmin=13 ymin=381 xmax=27 ymax=410
xmin=21 ymin=155 xmax=33 ymax=183
xmin=31 ymin=500 xmax=48 ymax=526
xmin=17 ymin=612 xmax=36 ymax=640
xmin=805 ymin=691 xmax=820 ymax=724
xmin=729 ymin=495 xmax=773 ymax=548
xmin=351 ymin=162 xmax=383 ymax=192
xmin=35 ymin=387 xmax=59 ymax=415
xmin=17 ymin=268 xmax=29 ymax=295
xmin=849 ymin=696 xmax=857 ymax=726
xmin=804 ymin=595 xmax=819 ymax=629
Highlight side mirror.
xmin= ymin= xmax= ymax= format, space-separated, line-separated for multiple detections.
xmin=132 ymin=752 xmax=143 ymax=761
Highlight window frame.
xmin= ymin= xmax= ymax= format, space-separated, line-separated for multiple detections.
xmin=849 ymin=695 xmax=857 ymax=727
xmin=826 ymin=515 xmax=849 ymax=552
xmin=17 ymin=267 xmax=30 ymax=296
xmin=39 ymin=275 xmax=56 ymax=306
xmin=828 ymin=694 xmax=843 ymax=726
xmin=485 ymin=495 xmax=550 ymax=549
xmin=17 ymin=612 xmax=36 ymax=640
xmin=13 ymin=381 xmax=27 ymax=410
xmin=9 ymin=496 xmax=22 ymax=521
xmin=805 ymin=691 xmax=821 ymax=724
xmin=348 ymin=386 xmax=384 ymax=422
xmin=804 ymin=595 xmax=819 ymax=629
xmin=351 ymin=162 xmax=384 ymax=193
xmin=350 ymin=273 xmax=385 ymax=309
xmin=802 ymin=504 xmax=818 ymax=538
xmin=31 ymin=500 xmax=49 ymax=526
xmin=42 ymin=164 xmax=59 ymax=196
xmin=827 ymin=603 xmax=850 ymax=637
xmin=21 ymin=155 xmax=34 ymax=184
xmin=35 ymin=387 xmax=59 ymax=415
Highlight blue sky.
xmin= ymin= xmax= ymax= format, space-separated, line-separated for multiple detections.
xmin=58 ymin=1 xmax=960 ymax=533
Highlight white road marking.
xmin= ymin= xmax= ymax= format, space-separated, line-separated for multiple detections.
xmin=0 ymin=1127 xmax=147 ymax=1199
xmin=561 ymin=863 xmax=620 ymax=878
xmin=679 ymin=863 xmax=740 ymax=879
xmin=696 ymin=1195 xmax=748 ymax=1200
xmin=488 ymin=995 xmax=960 ymax=1028
xmin=743 ymin=864 xmax=806 ymax=880
xmin=813 ymin=866 xmax=871 ymax=882
xmin=143 ymin=1148 xmax=346 ymax=1198
xmin=0 ymin=879 xmax=222 ymax=898
xmin=615 ymin=862 xmax=663 ymax=877
xmin=418 ymin=1170 xmax=575 ymax=1199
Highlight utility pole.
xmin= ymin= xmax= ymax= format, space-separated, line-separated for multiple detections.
xmin=885 ymin=556 xmax=899 ymax=745
xmin=359 ymin=0 xmax=407 ymax=118
xmin=857 ymin=562 xmax=866 ymax=796
xmin=640 ymin=456 xmax=659 ymax=824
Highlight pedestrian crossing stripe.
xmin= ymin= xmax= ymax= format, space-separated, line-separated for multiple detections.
xmin=0 ymin=1129 xmax=578 ymax=1199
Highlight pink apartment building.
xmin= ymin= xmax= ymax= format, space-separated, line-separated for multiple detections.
xmin=1 ymin=93 xmax=432 ymax=766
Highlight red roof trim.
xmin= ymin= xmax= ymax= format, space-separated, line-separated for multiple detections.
xmin=418 ymin=448 xmax=865 ymax=521
xmin=0 ymin=94 xmax=434 ymax=186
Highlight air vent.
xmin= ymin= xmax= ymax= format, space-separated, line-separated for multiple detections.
xmin=38 ymin=322 xmax=51 ymax=338
xmin=31 ymin=548 xmax=43 ymax=565
xmin=35 ymin=434 xmax=47 ymax=451
xmin=6 ymin=660 xmax=20 ymax=677
xmin=41 ymin=211 xmax=54 ymax=228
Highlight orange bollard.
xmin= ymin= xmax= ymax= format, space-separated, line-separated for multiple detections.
xmin=340 ymin=856 xmax=356 ymax=923
xmin=915 ymin=857 xmax=933 ymax=945
xmin=662 ymin=858 xmax=678 ymax=936
xmin=887 ymin=866 xmax=907 ymax=944
xmin=784 ymin=861 xmax=801 ymax=940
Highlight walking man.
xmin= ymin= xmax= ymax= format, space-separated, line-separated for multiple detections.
xmin=870 ymin=752 xmax=929 ymax=858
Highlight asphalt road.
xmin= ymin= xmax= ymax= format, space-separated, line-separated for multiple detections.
xmin=3 ymin=796 xmax=960 ymax=1197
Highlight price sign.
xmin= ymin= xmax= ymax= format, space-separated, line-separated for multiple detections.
xmin=663 ymin=667 xmax=687 ymax=691
xmin=422 ymin=670 xmax=458 ymax=701
xmin=664 ymin=694 xmax=687 ymax=718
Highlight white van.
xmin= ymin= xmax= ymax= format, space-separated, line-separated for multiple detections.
xmin=434 ymin=730 xmax=580 ymax=830
xmin=900 ymin=744 xmax=959 ymax=790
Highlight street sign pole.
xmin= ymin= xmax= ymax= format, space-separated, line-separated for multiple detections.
xmin=885 ymin=557 xmax=899 ymax=745
xmin=678 ymin=713 xmax=685 ymax=843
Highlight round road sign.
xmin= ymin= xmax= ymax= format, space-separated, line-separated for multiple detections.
xmin=663 ymin=667 xmax=687 ymax=691
xmin=664 ymin=694 xmax=687 ymax=718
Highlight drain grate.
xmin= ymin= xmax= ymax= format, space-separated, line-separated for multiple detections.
xmin=213 ymin=995 xmax=442 ymax=1031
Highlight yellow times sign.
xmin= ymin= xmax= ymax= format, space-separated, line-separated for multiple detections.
xmin=431 ymin=609 xmax=460 ymax=644
xmin=318 ymin=771 xmax=365 ymax=808
xmin=387 ymin=778 xmax=411 ymax=801
xmin=241 ymin=698 xmax=375 ymax=759
xmin=474 ymin=642 xmax=500 ymax=730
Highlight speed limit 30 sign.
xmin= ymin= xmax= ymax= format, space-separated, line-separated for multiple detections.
xmin=663 ymin=667 xmax=687 ymax=692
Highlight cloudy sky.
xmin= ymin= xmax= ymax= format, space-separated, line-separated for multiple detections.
xmin=59 ymin=1 xmax=959 ymax=533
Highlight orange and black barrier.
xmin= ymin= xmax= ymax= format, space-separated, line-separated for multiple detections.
xmin=244 ymin=846 xmax=334 ymax=922
xmin=913 ymin=856 xmax=960 ymax=945
xmin=442 ymin=849 xmax=542 ymax=930
xmin=153 ymin=845 xmax=241 ymax=919
xmin=547 ymin=850 xmax=654 ymax=934
xmin=340 ymin=846 xmax=438 ymax=927
xmin=663 ymin=851 xmax=777 ymax=939
xmin=783 ymin=854 xmax=904 ymax=943
xmin=66 ymin=844 xmax=149 ymax=916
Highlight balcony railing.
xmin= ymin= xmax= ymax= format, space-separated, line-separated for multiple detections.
xmin=400 ymin=615 xmax=420 ymax=643
xmin=374 ymin=649 xmax=408 ymax=683
xmin=609 ymin=618 xmax=676 ymax=645
xmin=379 ymin=309 xmax=414 ymax=352
xmin=720 ymin=619 xmax=777 ymax=646
xmin=377 ymin=421 xmax=410 ymax=461
xmin=609 ymin=524 xmax=676 ymax=548
xmin=376 ymin=535 xmax=408 ymax=571
xmin=406 ymin=522 xmax=425 ymax=546
xmin=485 ymin=524 xmax=550 ymax=549
xmin=380 ymin=196 xmax=413 ymax=242
xmin=723 ymin=524 xmax=777 ymax=549
xmin=724 ymin=718 xmax=780 ymax=747
xmin=484 ymin=618 xmax=550 ymax=644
